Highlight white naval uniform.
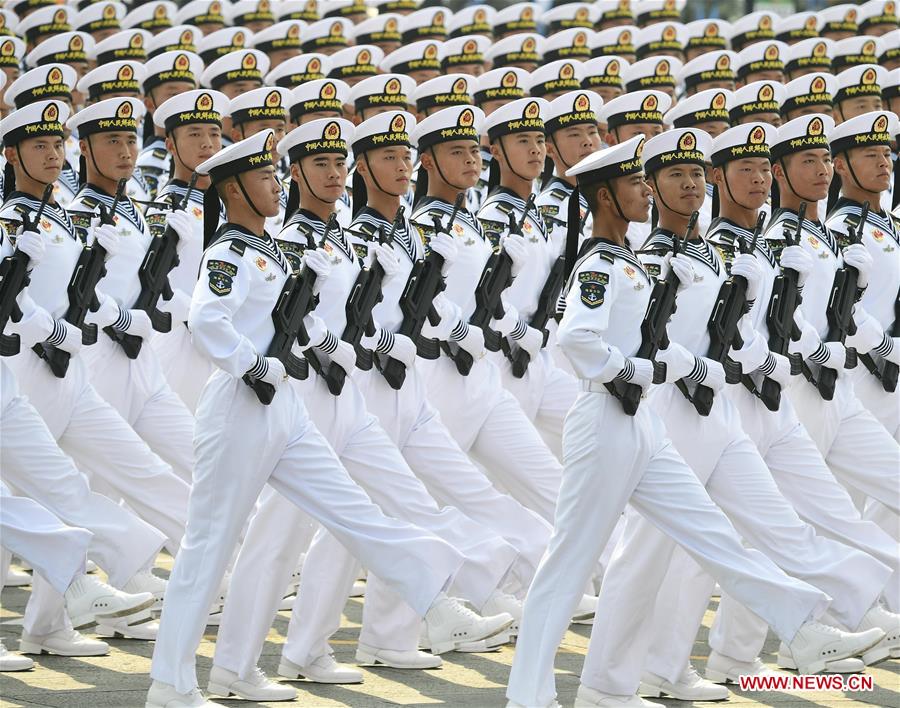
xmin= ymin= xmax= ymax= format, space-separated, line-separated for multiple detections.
xmin=135 ymin=136 xmax=172 ymax=202
xmin=0 ymin=195 xmax=189 ymax=549
xmin=506 ymin=236 xmax=831 ymax=708
xmin=150 ymin=222 xmax=465 ymax=694
xmin=595 ymin=219 xmax=898 ymax=691
xmin=145 ymin=179 xmax=216 ymax=412
xmin=69 ymin=184 xmax=197 ymax=485
xmin=212 ymin=208 xmax=527 ymax=678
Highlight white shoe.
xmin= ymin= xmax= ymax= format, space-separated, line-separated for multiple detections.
xmin=19 ymin=628 xmax=109 ymax=657
xmin=419 ymin=624 xmax=505 ymax=653
xmin=357 ymin=642 xmax=442 ymax=669
xmin=350 ymin=580 xmax=366 ymax=597
xmin=85 ymin=560 xmax=98 ymax=574
xmin=506 ymin=700 xmax=562 ymax=708
xmin=705 ymin=651 xmax=786 ymax=684
xmin=0 ymin=641 xmax=33 ymax=671
xmin=775 ymin=642 xmax=864 ymax=673
xmin=64 ymin=574 xmax=155 ymax=629
xmin=278 ymin=654 xmax=364 ymax=683
xmin=640 ymin=664 xmax=729 ymax=701
xmin=96 ymin=618 xmax=159 ymax=640
xmin=207 ymin=665 xmax=297 ymax=701
xmin=123 ymin=569 xmax=168 ymax=613
xmin=481 ymin=590 xmax=523 ymax=638
xmin=4 ymin=569 xmax=31 ymax=587
xmin=424 ymin=593 xmax=513 ymax=654
xmin=574 ymin=685 xmax=663 ymax=707
xmin=146 ymin=680 xmax=222 ymax=707
xmin=854 ymin=603 xmax=900 ymax=665
xmin=573 ymin=594 xmax=597 ymax=625
xmin=788 ymin=620 xmax=884 ymax=674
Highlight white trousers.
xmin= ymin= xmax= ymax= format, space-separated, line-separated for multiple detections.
xmin=506 ymin=389 xmax=829 ymax=708
xmin=5 ymin=351 xmax=189 ymax=548
xmin=850 ymin=365 xmax=900 ymax=441
xmin=151 ymin=324 xmax=215 ymax=414
xmin=150 ymin=371 xmax=463 ymax=693
xmin=586 ymin=385 xmax=892 ymax=694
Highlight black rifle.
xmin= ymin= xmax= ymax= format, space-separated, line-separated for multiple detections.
xmin=379 ymin=195 xmax=464 ymax=390
xmin=759 ymin=202 xmax=807 ymax=411
xmin=692 ymin=213 xmax=765 ymax=416
xmin=0 ymin=184 xmax=53 ymax=355
xmin=453 ymin=193 xmax=535 ymax=376
xmin=107 ymin=174 xmax=199 ymax=359
xmin=818 ymin=201 xmax=869 ymax=400
xmin=859 ymin=287 xmax=900 ymax=393
xmin=609 ymin=211 xmax=697 ymax=415
xmin=34 ymin=179 xmax=127 ymax=377
xmin=324 ymin=207 xmax=402 ymax=395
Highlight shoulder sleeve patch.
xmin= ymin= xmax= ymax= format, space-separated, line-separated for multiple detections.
xmin=206 ymin=259 xmax=238 ymax=296
xmin=352 ymin=242 xmax=369 ymax=260
xmin=577 ymin=270 xmax=609 ymax=309
xmin=276 ymin=239 xmax=304 ymax=273
xmin=644 ymin=262 xmax=662 ymax=278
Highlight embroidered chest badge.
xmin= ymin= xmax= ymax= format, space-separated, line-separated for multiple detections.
xmin=579 ymin=270 xmax=609 ymax=308
xmin=256 ymin=256 xmax=267 ymax=271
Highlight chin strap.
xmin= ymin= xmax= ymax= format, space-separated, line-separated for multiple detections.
xmin=779 ymin=158 xmax=820 ymax=205
xmin=363 ymin=152 xmax=407 ymax=199
xmin=84 ymin=135 xmax=119 ymax=187
xmin=651 ymin=174 xmax=697 ymax=219
xmin=497 ymin=135 xmax=538 ymax=186
xmin=720 ymin=166 xmax=761 ymax=212
xmin=603 ymin=179 xmax=628 ymax=221
xmin=235 ymin=173 xmax=265 ymax=218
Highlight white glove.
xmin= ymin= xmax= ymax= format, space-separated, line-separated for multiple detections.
xmin=164 ymin=288 xmax=192 ymax=325
xmin=729 ymin=326 xmax=770 ymax=373
xmin=808 ymin=340 xmax=847 ymax=372
xmin=429 ymin=293 xmax=462 ymax=341
xmin=622 ymin=357 xmax=655 ymax=392
xmin=49 ymin=319 xmax=83 ymax=356
xmin=328 ymin=338 xmax=357 ymax=374
xmin=454 ymin=323 xmax=485 ymax=359
xmin=730 ymin=253 xmax=762 ymax=302
xmin=303 ymin=247 xmax=332 ymax=295
xmin=846 ymin=307 xmax=885 ymax=354
xmin=512 ymin=324 xmax=544 ymax=358
xmin=655 ymin=341 xmax=695 ymax=383
xmin=91 ymin=223 xmax=121 ymax=259
xmin=113 ymin=308 xmax=154 ymax=339
xmin=248 ymin=355 xmax=287 ymax=390
xmin=760 ymin=352 xmax=793 ymax=387
xmin=361 ymin=329 xmax=417 ymax=367
xmin=779 ymin=245 xmax=813 ymax=287
xmin=788 ymin=318 xmax=822 ymax=360
xmin=842 ymin=243 xmax=873 ymax=288
xmin=166 ymin=209 xmax=194 ymax=249
xmin=500 ymin=233 xmax=528 ymax=278
xmin=373 ymin=242 xmax=402 ymax=281
xmin=666 ymin=253 xmax=695 ymax=292
xmin=491 ymin=302 xmax=521 ymax=337
xmin=301 ymin=314 xmax=328 ymax=351
xmin=687 ymin=356 xmax=726 ymax=392
xmin=84 ymin=292 xmax=121 ymax=330
xmin=15 ymin=230 xmax=44 ymax=265
xmin=429 ymin=231 xmax=458 ymax=274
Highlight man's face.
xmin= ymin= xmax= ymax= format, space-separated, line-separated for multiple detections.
xmin=295 ymin=152 xmax=348 ymax=203
xmin=299 ymin=110 xmax=342 ymax=125
xmin=836 ymin=95 xmax=884 ymax=122
xmin=7 ymin=135 xmax=65 ymax=183
xmin=837 ymin=145 xmax=893 ymax=193
xmin=266 ymin=48 xmax=301 ymax=69
xmin=606 ymin=171 xmax=653 ymax=222
xmin=592 ymin=85 xmax=624 ymax=104
xmin=227 ymin=164 xmax=282 ymax=216
xmin=785 ymin=104 xmax=834 ymax=120
xmin=452 ymin=62 xmax=485 ymax=77
xmin=651 ymin=162 xmax=707 ymax=215
xmin=492 ymin=131 xmax=546 ymax=181
xmin=168 ymin=122 xmax=222 ymax=171
xmin=234 ymin=118 xmax=286 ymax=144
xmin=147 ymin=81 xmax=195 ymax=112
xmin=0 ymin=65 xmax=20 ymax=107
xmin=779 ymin=148 xmax=833 ymax=201
xmin=737 ymin=111 xmax=782 ymax=127
xmin=695 ymin=120 xmax=730 ymax=138
xmin=716 ymin=157 xmax=772 ymax=209
xmin=608 ymin=122 xmax=663 ymax=144
xmin=428 ymin=140 xmax=483 ymax=189
xmin=218 ymin=80 xmax=263 ymax=100
xmin=363 ymin=145 xmax=413 ymax=194
xmin=82 ymin=130 xmax=139 ymax=181
xmin=742 ymin=69 xmax=785 ymax=84
xmin=408 ymin=68 xmax=441 ymax=84
xmin=690 ymin=79 xmax=735 ymax=95
xmin=548 ymin=123 xmax=601 ymax=168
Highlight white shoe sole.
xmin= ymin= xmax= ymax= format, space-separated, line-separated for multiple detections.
xmin=704 ymin=668 xmax=737 ymax=685
xmin=777 ymin=651 xmax=865 ymax=673
xmin=356 ymin=649 xmax=442 ymax=669
xmin=793 ymin=632 xmax=885 ymax=675
xmin=639 ymin=680 xmax=729 ymax=701
xmin=207 ymin=681 xmax=296 ymax=701
xmin=69 ymin=598 xmax=155 ymax=630
xmin=429 ymin=617 xmax=514 ymax=655
xmin=19 ymin=640 xmax=108 ymax=657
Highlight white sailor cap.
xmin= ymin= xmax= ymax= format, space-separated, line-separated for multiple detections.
xmin=785 ymin=38 xmax=834 ymax=76
xmin=229 ymin=86 xmax=291 ymax=126
xmin=413 ymin=74 xmax=473 ymax=112
xmin=684 ymin=19 xmax=731 ymax=53
xmin=122 ymin=1 xmax=175 ymax=32
xmin=581 ymin=56 xmax=628 ymax=91
xmin=77 ymin=60 xmax=145 ymax=101
xmin=147 ymin=26 xmax=202 ymax=58
xmin=728 ymin=11 xmax=778 ymax=51
xmin=353 ymin=14 xmax=402 ymax=47
xmin=770 ymin=113 xmax=834 ymax=161
xmin=321 ymin=0 xmax=368 ymax=20
xmin=352 ymin=110 xmax=415 ymax=154
xmin=641 ymin=127 xmax=711 ymax=174
xmin=90 ymin=29 xmax=151 ymax=64
xmin=18 ymin=5 xmax=74 ymax=43
xmin=447 ymin=5 xmax=494 ymax=39
xmin=290 ymin=78 xmax=349 ymax=121
xmin=818 ymin=4 xmax=859 ymax=35
xmin=664 ymin=88 xmax=731 ymax=128
xmin=834 ymin=64 xmax=887 ymax=103
xmin=728 ymin=80 xmax=785 ymax=122
xmin=5 ymin=64 xmax=76 ymax=109
xmin=678 ymin=50 xmax=735 ymax=91
xmin=493 ymin=3 xmax=539 ymax=37
xmin=278 ymin=116 xmax=353 ymax=162
xmin=709 ymin=122 xmax=775 ymax=166
xmin=482 ymin=97 xmax=548 ymax=141
xmin=4 ymin=0 xmax=53 ymax=17
xmin=226 ymin=0 xmax=276 ymax=25
xmin=75 ymin=1 xmax=125 ymax=35
xmin=327 ymin=45 xmax=384 ymax=82
xmin=782 ymin=73 xmax=837 ymax=114
xmin=542 ymin=28 xmax=594 ymax=63
xmin=544 ymin=90 xmax=603 ymax=134
xmin=440 ymin=35 xmax=490 ymax=71
xmin=484 ymin=33 xmax=542 ymax=68
xmin=380 ymin=40 xmax=442 ymax=75
xmin=597 ymin=90 xmax=671 ymax=130
xmin=249 ymin=19 xmax=304 ymax=53
xmin=200 ymin=49 xmax=268 ymax=90
xmin=594 ymin=0 xmax=635 ymax=26
xmin=349 ymin=73 xmax=414 ymax=112
xmin=0 ymin=36 xmax=25 ymax=69
xmin=25 ymin=31 xmax=93 ymax=68
xmin=301 ymin=18 xmax=352 ymax=53
xmin=528 ymin=60 xmax=584 ymax=98
xmin=0 ymin=9 xmax=18 ymax=37
xmin=411 ymin=104 xmax=483 ymax=151
xmin=195 ymin=127 xmax=276 ymax=183
xmin=590 ymin=26 xmax=637 ymax=58
xmin=623 ymin=55 xmax=682 ymax=93
xmin=473 ymin=67 xmax=529 ymax=107
xmin=152 ymin=88 xmax=229 ymax=132
xmin=66 ymin=95 xmax=145 ymax=136
xmin=174 ymin=0 xmax=228 ymax=28
xmin=735 ymin=40 xmax=788 ymax=80
xmin=634 ymin=22 xmax=686 ymax=59
xmin=565 ymin=134 xmax=645 ymax=186
xmin=399 ymin=7 xmax=450 ymax=43
xmin=266 ymin=53 xmax=329 ymax=88
xmin=884 ymin=68 xmax=900 ymax=100
xmin=879 ymin=30 xmax=898 ymax=64
xmin=197 ymin=27 xmax=254 ymax=64
xmin=634 ymin=0 xmax=685 ymax=26
xmin=276 ymin=0 xmax=319 ymax=22
xmin=858 ymin=0 xmax=899 ymax=30
xmin=543 ymin=3 xmax=599 ymax=33
xmin=0 ymin=99 xmax=68 ymax=145
xmin=831 ymin=36 xmax=884 ymax=73
xmin=775 ymin=12 xmax=819 ymax=43
xmin=142 ymin=50 xmax=202 ymax=92
xmin=829 ymin=110 xmax=899 ymax=154
xmin=366 ymin=0 xmax=420 ymax=13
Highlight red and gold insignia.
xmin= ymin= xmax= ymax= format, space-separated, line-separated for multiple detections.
xmin=759 ymin=14 xmax=772 ymax=30
xmin=521 ymin=7 xmax=534 ymax=20
xmin=104 ymin=3 xmax=118 ymax=19
xmin=716 ymin=53 xmax=731 ymax=70
xmin=749 ymin=125 xmax=766 ymax=144
xmin=357 ymin=48 xmax=371 ymax=65
xmin=42 ymin=102 xmax=58 ymax=122
xmin=385 ymin=17 xmax=398 ymax=32
xmin=452 ymin=77 xmax=468 ymax=94
xmin=502 ymin=70 xmax=518 ymax=87
xmin=656 ymin=59 xmax=670 ymax=75
xmin=265 ymin=90 xmax=282 ymax=107
xmin=175 ymin=53 xmax=191 ymax=71
xmin=70 ymin=35 xmax=83 ymax=51
xmin=458 ymin=108 xmax=475 ymax=127
xmin=385 ymin=77 xmax=401 ymax=94
xmin=233 ymin=31 xmax=246 ymax=46
xmin=390 ymin=113 xmax=406 ymax=132
xmin=846 ymin=8 xmax=858 ymax=21
xmin=118 ymin=64 xmax=133 ymax=81
xmin=117 ymin=100 xmax=133 ymax=118
xmin=576 ymin=7 xmax=589 ymax=21
xmin=873 ymin=228 xmax=885 ymax=241
xmin=574 ymin=93 xmax=591 ymax=111
xmin=805 ymin=16 xmax=818 ymax=31
xmin=862 ymin=67 xmax=878 ymax=85
xmin=330 ymin=21 xmax=344 ymax=36
xmin=47 ymin=67 xmax=64 ymax=85
xmin=711 ymin=91 xmax=727 ymax=109
xmin=813 ymin=41 xmax=828 ymax=57
xmin=324 ymin=121 xmax=341 ymax=139
xmin=53 ymin=8 xmax=68 ymax=24
xmin=463 ymin=39 xmax=477 ymax=54
xmin=619 ymin=29 xmax=632 ymax=44
xmin=642 ymin=94 xmax=658 ymax=111
xmin=807 ymin=116 xmax=824 ymax=135
xmin=180 ymin=29 xmax=194 ymax=45
xmin=0 ymin=41 xmax=13 ymax=58
xmin=705 ymin=22 xmax=719 ymax=37
xmin=623 ymin=265 xmax=636 ymax=278
xmin=560 ymin=62 xmax=576 ymax=80
xmin=288 ymin=22 xmax=301 ymax=38
xmin=474 ymin=8 xmax=487 ymax=22
xmin=574 ymin=31 xmax=588 ymax=47
xmin=764 ymin=44 xmax=779 ymax=61
xmin=264 ymin=132 xmax=275 ymax=151
xmin=433 ymin=10 xmax=445 ymax=25
xmin=522 ymin=36 xmax=537 ymax=52
xmin=524 ymin=100 xmax=541 ymax=119
xmin=155 ymin=4 xmax=167 ymax=19
xmin=662 ymin=24 xmax=677 ymax=41
xmin=256 ymin=256 xmax=267 ymax=270
xmin=873 ymin=114 xmax=889 ymax=132
xmin=862 ymin=39 xmax=876 ymax=55
xmin=758 ymin=83 xmax=775 ymax=101
xmin=130 ymin=32 xmax=143 ymax=48
xmin=607 ymin=59 xmax=620 ymax=76
xmin=321 ymin=81 xmax=337 ymax=99
xmin=308 ymin=57 xmax=321 ymax=73
xmin=678 ymin=131 xmax=696 ymax=151
xmin=811 ymin=76 xmax=827 ymax=93
xmin=242 ymin=52 xmax=257 ymax=70
xmin=424 ymin=43 xmax=439 ymax=59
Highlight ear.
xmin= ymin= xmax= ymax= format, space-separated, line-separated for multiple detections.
xmin=419 ymin=149 xmax=434 ymax=171
xmin=143 ymin=94 xmax=155 ymax=113
xmin=544 ymin=137 xmax=557 ymax=160
xmin=771 ymin=160 xmax=784 ymax=180
xmin=3 ymin=146 xmax=16 ymax=165
xmin=604 ymin=130 xmax=617 ymax=146
xmin=290 ymin=162 xmax=301 ymax=183
xmin=79 ymin=138 xmax=88 ymax=156
xmin=489 ymin=141 xmax=501 ymax=161
xmin=164 ymin=135 xmax=175 ymax=154
xmin=355 ymin=157 xmax=368 ymax=177
xmin=230 ymin=126 xmax=241 ymax=142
